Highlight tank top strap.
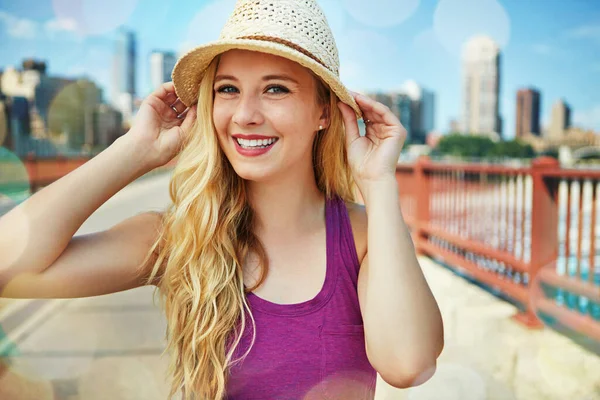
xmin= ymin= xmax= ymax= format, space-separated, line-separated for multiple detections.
xmin=330 ymin=195 xmax=361 ymax=288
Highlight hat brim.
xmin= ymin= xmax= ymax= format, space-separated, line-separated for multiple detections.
xmin=172 ymin=38 xmax=363 ymax=120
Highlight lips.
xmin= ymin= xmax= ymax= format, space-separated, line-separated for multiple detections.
xmin=233 ymin=135 xmax=278 ymax=157
xmin=232 ymin=134 xmax=277 ymax=140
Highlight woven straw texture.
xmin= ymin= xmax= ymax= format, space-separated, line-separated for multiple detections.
xmin=172 ymin=0 xmax=362 ymax=118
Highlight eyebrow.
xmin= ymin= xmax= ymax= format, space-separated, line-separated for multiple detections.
xmin=214 ymin=74 xmax=299 ymax=84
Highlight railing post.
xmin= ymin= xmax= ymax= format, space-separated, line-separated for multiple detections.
xmin=513 ymin=156 xmax=560 ymax=328
xmin=414 ymin=155 xmax=431 ymax=254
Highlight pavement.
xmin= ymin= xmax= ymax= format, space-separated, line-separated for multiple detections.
xmin=1 ymin=171 xmax=599 ymax=400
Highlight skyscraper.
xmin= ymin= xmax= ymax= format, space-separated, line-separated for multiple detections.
xmin=461 ymin=35 xmax=501 ymax=137
xmin=112 ymin=29 xmax=136 ymax=122
xmin=549 ymin=99 xmax=571 ymax=139
xmin=515 ymin=88 xmax=541 ymax=138
xmin=150 ymin=51 xmax=177 ymax=90
xmin=400 ymin=80 xmax=435 ymax=144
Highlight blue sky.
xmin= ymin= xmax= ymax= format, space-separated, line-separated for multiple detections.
xmin=0 ymin=0 xmax=599 ymax=138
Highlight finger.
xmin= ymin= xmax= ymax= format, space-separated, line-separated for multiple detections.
xmin=337 ymin=101 xmax=360 ymax=149
xmin=353 ymin=93 xmax=401 ymax=127
xmin=153 ymin=81 xmax=178 ymax=103
xmin=179 ymin=105 xmax=197 ymax=133
xmin=170 ymin=98 xmax=187 ymax=115
xmin=165 ymin=92 xmax=178 ymax=107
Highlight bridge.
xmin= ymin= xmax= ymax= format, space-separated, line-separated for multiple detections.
xmin=572 ymin=146 xmax=600 ymax=161
xmin=0 ymin=157 xmax=599 ymax=399
xmin=558 ymin=145 xmax=600 ymax=166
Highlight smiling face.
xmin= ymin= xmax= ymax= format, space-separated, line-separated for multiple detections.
xmin=212 ymin=49 xmax=329 ymax=183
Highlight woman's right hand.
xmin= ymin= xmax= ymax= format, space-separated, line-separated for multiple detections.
xmin=127 ymin=81 xmax=197 ymax=169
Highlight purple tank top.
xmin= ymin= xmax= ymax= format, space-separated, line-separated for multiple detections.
xmin=225 ymin=195 xmax=377 ymax=399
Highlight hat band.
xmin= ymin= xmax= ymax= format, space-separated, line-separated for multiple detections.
xmin=237 ymin=35 xmax=331 ymax=73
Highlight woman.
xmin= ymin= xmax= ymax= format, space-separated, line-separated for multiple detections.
xmin=0 ymin=0 xmax=443 ymax=399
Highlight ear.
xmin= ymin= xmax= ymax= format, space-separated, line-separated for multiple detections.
xmin=318 ymin=104 xmax=330 ymax=130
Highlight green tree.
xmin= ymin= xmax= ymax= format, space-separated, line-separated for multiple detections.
xmin=436 ymin=134 xmax=535 ymax=159
xmin=436 ymin=133 xmax=495 ymax=158
xmin=488 ymin=139 xmax=535 ymax=158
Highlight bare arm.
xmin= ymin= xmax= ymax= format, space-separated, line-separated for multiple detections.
xmin=0 ymin=135 xmax=151 ymax=284
xmin=337 ymin=91 xmax=443 ymax=389
xmin=0 ymin=82 xmax=196 ymax=299
xmin=358 ymin=179 xmax=443 ymax=388
xmin=0 ymin=210 xmax=164 ymax=298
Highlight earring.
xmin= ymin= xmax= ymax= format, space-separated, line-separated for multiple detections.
xmin=318 ymin=125 xmax=323 ymax=130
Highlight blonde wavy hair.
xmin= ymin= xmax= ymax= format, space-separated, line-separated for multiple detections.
xmin=139 ymin=53 xmax=357 ymax=399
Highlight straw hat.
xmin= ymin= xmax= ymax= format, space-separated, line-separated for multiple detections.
xmin=171 ymin=0 xmax=363 ymax=119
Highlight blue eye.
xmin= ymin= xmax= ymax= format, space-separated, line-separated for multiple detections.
xmin=216 ymin=85 xmax=237 ymax=93
xmin=215 ymin=85 xmax=290 ymax=94
xmin=267 ymin=85 xmax=289 ymax=94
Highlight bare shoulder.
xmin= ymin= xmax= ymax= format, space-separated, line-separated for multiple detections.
xmin=344 ymin=201 xmax=368 ymax=264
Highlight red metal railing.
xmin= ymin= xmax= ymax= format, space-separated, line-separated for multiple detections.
xmin=21 ymin=155 xmax=177 ymax=192
xmin=10 ymin=154 xmax=600 ymax=342
xmin=23 ymin=155 xmax=90 ymax=192
xmin=397 ymin=156 xmax=600 ymax=342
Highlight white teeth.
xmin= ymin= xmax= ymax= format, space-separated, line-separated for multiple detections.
xmin=235 ymin=137 xmax=277 ymax=148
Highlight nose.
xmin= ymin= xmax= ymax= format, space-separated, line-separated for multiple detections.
xmin=231 ymin=92 xmax=265 ymax=127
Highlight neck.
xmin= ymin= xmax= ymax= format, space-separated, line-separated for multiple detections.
xmin=246 ymin=165 xmax=325 ymax=237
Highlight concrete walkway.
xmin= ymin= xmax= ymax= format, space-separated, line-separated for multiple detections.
xmin=377 ymin=257 xmax=600 ymax=400
xmin=1 ymin=172 xmax=599 ymax=400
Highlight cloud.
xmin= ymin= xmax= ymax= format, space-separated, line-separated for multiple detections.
xmin=0 ymin=10 xmax=83 ymax=41
xmin=45 ymin=18 xmax=78 ymax=33
xmin=566 ymin=23 xmax=600 ymax=43
xmin=573 ymin=105 xmax=600 ymax=131
xmin=532 ymin=44 xmax=552 ymax=56
xmin=0 ymin=11 xmax=37 ymax=39
xmin=44 ymin=17 xmax=84 ymax=42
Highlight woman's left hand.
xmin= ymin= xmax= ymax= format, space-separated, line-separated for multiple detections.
xmin=337 ymin=92 xmax=407 ymax=191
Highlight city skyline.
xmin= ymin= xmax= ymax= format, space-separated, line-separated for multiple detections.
xmin=0 ymin=0 xmax=599 ymax=137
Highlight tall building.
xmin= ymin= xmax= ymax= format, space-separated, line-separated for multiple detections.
xmin=150 ymin=51 xmax=176 ymax=90
xmin=5 ymin=96 xmax=30 ymax=155
xmin=399 ymin=80 xmax=435 ymax=144
xmin=461 ymin=35 xmax=501 ymax=137
xmin=112 ymin=29 xmax=136 ymax=122
xmin=549 ymin=99 xmax=571 ymax=139
xmin=515 ymin=88 xmax=541 ymax=138
xmin=394 ymin=94 xmax=413 ymax=142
